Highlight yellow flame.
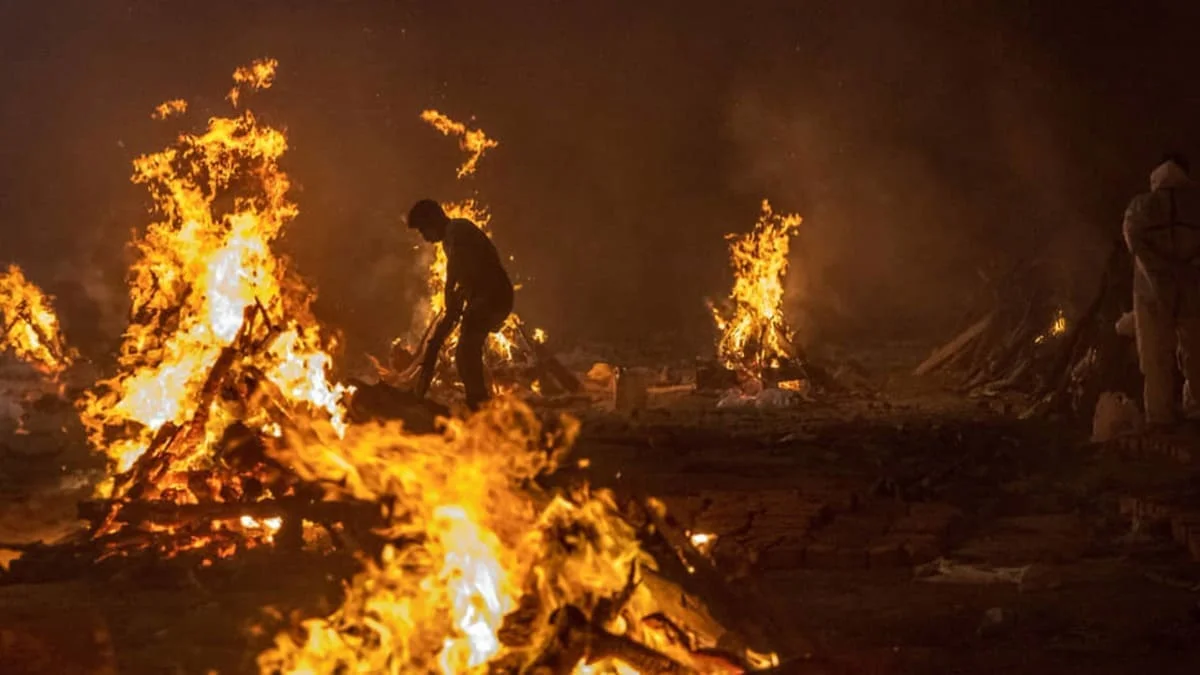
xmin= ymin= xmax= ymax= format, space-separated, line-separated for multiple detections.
xmin=411 ymin=112 xmax=542 ymax=391
xmin=420 ymin=109 xmax=499 ymax=178
xmin=228 ymin=58 xmax=278 ymax=107
xmin=152 ymin=99 xmax=188 ymax=120
xmin=1034 ymin=308 xmax=1068 ymax=345
xmin=80 ymin=60 xmax=349 ymax=480
xmin=0 ymin=265 xmax=76 ymax=376
xmin=710 ymin=200 xmax=802 ymax=374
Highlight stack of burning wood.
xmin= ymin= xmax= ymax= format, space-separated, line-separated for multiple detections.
xmin=917 ymin=245 xmax=1143 ymax=422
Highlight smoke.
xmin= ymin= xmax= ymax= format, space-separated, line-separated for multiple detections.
xmin=724 ymin=4 xmax=1117 ymax=344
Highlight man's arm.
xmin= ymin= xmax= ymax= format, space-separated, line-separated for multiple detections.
xmin=415 ymin=246 xmax=468 ymax=397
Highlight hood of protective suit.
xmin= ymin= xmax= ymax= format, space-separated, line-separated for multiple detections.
xmin=1150 ymin=160 xmax=1191 ymax=191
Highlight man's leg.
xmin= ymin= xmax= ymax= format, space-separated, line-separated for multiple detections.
xmin=1175 ymin=292 xmax=1200 ymax=420
xmin=1134 ymin=292 xmax=1178 ymax=426
xmin=457 ymin=306 xmax=491 ymax=411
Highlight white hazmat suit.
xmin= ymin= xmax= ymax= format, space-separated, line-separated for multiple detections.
xmin=1123 ymin=159 xmax=1200 ymax=426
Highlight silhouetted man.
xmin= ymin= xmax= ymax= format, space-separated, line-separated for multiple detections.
xmin=407 ymin=199 xmax=514 ymax=410
xmin=1124 ymin=153 xmax=1200 ymax=429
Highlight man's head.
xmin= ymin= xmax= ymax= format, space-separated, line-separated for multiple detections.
xmin=407 ymin=199 xmax=449 ymax=242
xmin=1160 ymin=151 xmax=1190 ymax=175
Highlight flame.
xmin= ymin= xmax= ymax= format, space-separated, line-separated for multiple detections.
xmin=0 ymin=265 xmax=76 ymax=376
xmin=1034 ymin=308 xmax=1068 ymax=345
xmin=710 ymin=200 xmax=802 ymax=374
xmin=420 ymin=109 xmax=499 ymax=178
xmin=689 ymin=532 xmax=717 ymax=555
xmin=228 ymin=58 xmax=278 ymax=108
xmin=79 ymin=60 xmax=349 ymax=484
xmin=152 ymin=99 xmax=188 ymax=120
xmin=411 ymin=112 xmax=543 ymax=393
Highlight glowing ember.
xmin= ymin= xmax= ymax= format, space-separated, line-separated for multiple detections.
xmin=0 ymin=265 xmax=76 ymax=376
xmin=710 ymin=200 xmax=803 ymax=374
xmin=151 ymin=99 xmax=188 ymax=120
xmin=420 ymin=109 xmax=500 ymax=178
xmin=689 ymin=532 xmax=717 ymax=555
xmin=79 ymin=59 xmax=349 ymax=485
xmin=1034 ymin=309 xmax=1068 ymax=345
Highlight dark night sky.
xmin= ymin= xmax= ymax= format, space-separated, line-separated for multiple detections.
xmin=2 ymin=1 xmax=1200 ymax=355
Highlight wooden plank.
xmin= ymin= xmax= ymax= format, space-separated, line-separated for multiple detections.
xmin=914 ymin=311 xmax=996 ymax=376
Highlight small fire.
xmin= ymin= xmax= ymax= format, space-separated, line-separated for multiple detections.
xmin=80 ymin=60 xmax=349 ymax=487
xmin=228 ymin=58 xmax=278 ymax=107
xmin=0 ymin=265 xmax=76 ymax=376
xmin=1034 ymin=308 xmax=1068 ymax=345
xmin=420 ymin=109 xmax=500 ymax=178
xmin=151 ymin=99 xmax=188 ymax=120
xmin=710 ymin=200 xmax=803 ymax=374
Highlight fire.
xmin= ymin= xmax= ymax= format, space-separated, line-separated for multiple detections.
xmin=228 ymin=58 xmax=279 ymax=107
xmin=420 ymin=109 xmax=500 ymax=178
xmin=412 ymin=111 xmax=543 ymax=392
xmin=1034 ymin=308 xmax=1068 ymax=345
xmin=79 ymin=60 xmax=349 ymax=487
xmin=710 ymin=200 xmax=803 ymax=374
xmin=258 ymin=398 xmax=745 ymax=674
xmin=0 ymin=264 xmax=76 ymax=376
xmin=152 ymin=99 xmax=188 ymax=120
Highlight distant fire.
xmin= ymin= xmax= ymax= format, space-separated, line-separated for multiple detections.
xmin=710 ymin=200 xmax=803 ymax=374
xmin=420 ymin=109 xmax=500 ymax=179
xmin=1034 ymin=308 xmax=1068 ymax=345
xmin=0 ymin=264 xmax=76 ymax=376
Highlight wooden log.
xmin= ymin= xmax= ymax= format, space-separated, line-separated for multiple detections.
xmin=914 ymin=311 xmax=995 ymax=376
xmin=78 ymin=497 xmax=385 ymax=530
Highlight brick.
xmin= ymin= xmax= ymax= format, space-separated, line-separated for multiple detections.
xmin=903 ymin=534 xmax=943 ymax=564
xmin=868 ymin=541 xmax=909 ymax=569
xmin=805 ymin=543 xmax=840 ymax=569
xmin=835 ymin=547 xmax=869 ymax=570
xmin=1170 ymin=513 xmax=1200 ymax=545
xmin=755 ymin=543 xmax=807 ymax=570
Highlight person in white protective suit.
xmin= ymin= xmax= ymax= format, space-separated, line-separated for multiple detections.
xmin=1123 ymin=153 xmax=1200 ymax=428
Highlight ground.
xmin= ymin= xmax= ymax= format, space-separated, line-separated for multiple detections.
xmin=1 ymin=343 xmax=1199 ymax=674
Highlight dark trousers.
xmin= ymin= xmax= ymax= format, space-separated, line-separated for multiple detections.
xmin=457 ymin=293 xmax=513 ymax=409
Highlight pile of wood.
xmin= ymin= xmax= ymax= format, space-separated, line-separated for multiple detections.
xmin=917 ymin=244 xmax=1144 ymax=423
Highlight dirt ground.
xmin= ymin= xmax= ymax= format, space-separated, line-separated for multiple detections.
xmin=1 ymin=343 xmax=1199 ymax=674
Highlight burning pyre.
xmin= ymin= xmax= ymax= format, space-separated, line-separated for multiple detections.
xmin=0 ymin=264 xmax=76 ymax=377
xmin=709 ymin=200 xmax=803 ymax=376
xmin=0 ymin=60 xmax=777 ymax=674
xmin=77 ymin=57 xmax=350 ymax=548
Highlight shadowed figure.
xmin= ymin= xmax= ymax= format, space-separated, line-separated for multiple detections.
xmin=1124 ymin=153 xmax=1200 ymax=429
xmin=407 ymin=199 xmax=514 ymax=410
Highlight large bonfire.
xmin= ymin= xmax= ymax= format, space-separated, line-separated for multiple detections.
xmin=710 ymin=200 xmax=803 ymax=377
xmin=2 ymin=61 xmax=777 ymax=673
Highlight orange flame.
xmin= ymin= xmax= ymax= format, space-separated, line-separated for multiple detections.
xmin=0 ymin=265 xmax=76 ymax=376
xmin=420 ymin=109 xmax=499 ymax=178
xmin=151 ymin=99 xmax=188 ymax=120
xmin=228 ymin=58 xmax=278 ymax=108
xmin=80 ymin=60 xmax=349 ymax=481
xmin=710 ymin=200 xmax=802 ymax=374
